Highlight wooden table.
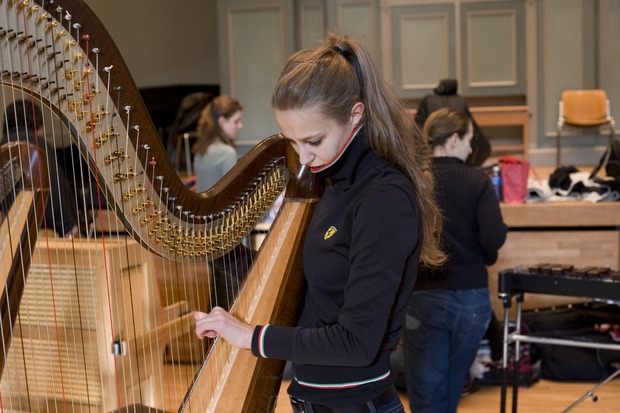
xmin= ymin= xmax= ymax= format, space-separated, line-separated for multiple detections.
xmin=500 ymin=200 xmax=620 ymax=227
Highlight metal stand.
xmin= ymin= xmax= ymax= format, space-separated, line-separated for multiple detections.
xmin=500 ymin=294 xmax=510 ymax=413
xmin=498 ymin=267 xmax=620 ymax=413
xmin=183 ymin=132 xmax=193 ymax=176
xmin=500 ymin=292 xmax=523 ymax=413
xmin=561 ymin=367 xmax=620 ymax=412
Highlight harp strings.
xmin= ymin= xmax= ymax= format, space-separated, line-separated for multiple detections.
xmin=0 ymin=8 xmax=65 ymax=410
xmin=1 ymin=1 xmax=289 ymax=411
xmin=0 ymin=3 xmax=175 ymax=411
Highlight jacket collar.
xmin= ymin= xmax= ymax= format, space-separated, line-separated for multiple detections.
xmin=313 ymin=126 xmax=372 ymax=189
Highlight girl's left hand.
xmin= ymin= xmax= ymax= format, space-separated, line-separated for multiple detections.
xmin=194 ymin=307 xmax=254 ymax=349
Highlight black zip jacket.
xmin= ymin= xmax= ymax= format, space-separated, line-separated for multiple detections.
xmin=251 ymin=129 xmax=422 ymax=407
xmin=415 ymin=157 xmax=507 ymax=290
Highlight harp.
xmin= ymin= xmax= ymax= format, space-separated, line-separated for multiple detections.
xmin=0 ymin=0 xmax=320 ymax=412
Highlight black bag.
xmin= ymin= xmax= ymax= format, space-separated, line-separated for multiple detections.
xmin=590 ymin=138 xmax=620 ymax=180
xmin=522 ymin=304 xmax=620 ymax=382
xmin=540 ymin=333 xmax=618 ymax=382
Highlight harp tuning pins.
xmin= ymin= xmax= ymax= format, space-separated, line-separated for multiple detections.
xmin=64 ymin=39 xmax=76 ymax=51
xmin=81 ymin=67 xmax=94 ymax=78
xmin=53 ymin=29 xmax=67 ymax=41
xmin=16 ymin=1 xmax=28 ymax=11
xmin=36 ymin=12 xmax=49 ymax=25
xmin=45 ymin=20 xmax=58 ymax=32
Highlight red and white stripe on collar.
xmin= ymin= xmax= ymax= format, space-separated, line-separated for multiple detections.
xmin=309 ymin=124 xmax=363 ymax=174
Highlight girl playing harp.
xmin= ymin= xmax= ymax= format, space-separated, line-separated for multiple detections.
xmin=195 ymin=33 xmax=444 ymax=413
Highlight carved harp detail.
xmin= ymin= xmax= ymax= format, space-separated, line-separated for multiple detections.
xmin=0 ymin=0 xmax=320 ymax=412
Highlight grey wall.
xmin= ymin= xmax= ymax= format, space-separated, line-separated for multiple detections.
xmin=83 ymin=0 xmax=620 ymax=166
xmin=83 ymin=0 xmax=220 ymax=87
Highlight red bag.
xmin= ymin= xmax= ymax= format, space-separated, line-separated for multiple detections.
xmin=499 ymin=156 xmax=529 ymax=204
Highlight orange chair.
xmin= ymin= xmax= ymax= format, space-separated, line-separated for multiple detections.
xmin=556 ymin=89 xmax=615 ymax=166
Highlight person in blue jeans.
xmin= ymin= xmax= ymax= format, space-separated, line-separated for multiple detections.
xmin=404 ymin=108 xmax=507 ymax=413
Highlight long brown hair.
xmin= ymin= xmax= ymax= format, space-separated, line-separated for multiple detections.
xmin=192 ymin=95 xmax=242 ymax=155
xmin=272 ymin=33 xmax=444 ymax=267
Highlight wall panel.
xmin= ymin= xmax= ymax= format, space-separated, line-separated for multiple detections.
xmin=460 ymin=0 xmax=525 ymax=96
xmin=387 ymin=3 xmax=456 ymax=98
xmin=600 ymin=0 xmax=620 ymax=125
xmin=401 ymin=13 xmax=451 ymax=90
xmin=298 ymin=0 xmax=325 ymax=49
xmin=218 ymin=0 xmax=294 ymax=145
xmin=467 ymin=10 xmax=517 ymax=86
xmin=327 ymin=0 xmax=379 ymax=58
xmin=540 ymin=0 xmax=584 ymax=138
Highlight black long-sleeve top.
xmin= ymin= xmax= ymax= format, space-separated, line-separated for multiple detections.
xmin=415 ymin=157 xmax=507 ymax=290
xmin=251 ymin=129 xmax=422 ymax=407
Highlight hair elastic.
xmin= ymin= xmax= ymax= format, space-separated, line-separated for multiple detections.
xmin=331 ymin=45 xmax=364 ymax=94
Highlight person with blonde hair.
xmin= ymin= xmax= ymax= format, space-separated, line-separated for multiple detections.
xmin=194 ymin=33 xmax=444 ymax=412
xmin=192 ymin=95 xmax=243 ymax=191
xmin=404 ymin=107 xmax=507 ymax=413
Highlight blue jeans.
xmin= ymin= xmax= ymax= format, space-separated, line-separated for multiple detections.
xmin=403 ymin=288 xmax=492 ymax=413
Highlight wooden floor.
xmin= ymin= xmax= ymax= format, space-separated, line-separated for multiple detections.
xmin=275 ymin=377 xmax=620 ymax=413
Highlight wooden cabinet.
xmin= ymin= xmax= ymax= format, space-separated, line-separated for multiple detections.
xmin=470 ymin=105 xmax=530 ymax=159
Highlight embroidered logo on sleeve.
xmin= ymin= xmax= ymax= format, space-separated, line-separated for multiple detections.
xmin=324 ymin=226 xmax=337 ymax=240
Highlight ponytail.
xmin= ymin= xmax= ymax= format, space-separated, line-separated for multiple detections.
xmin=273 ymin=33 xmax=444 ymax=266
